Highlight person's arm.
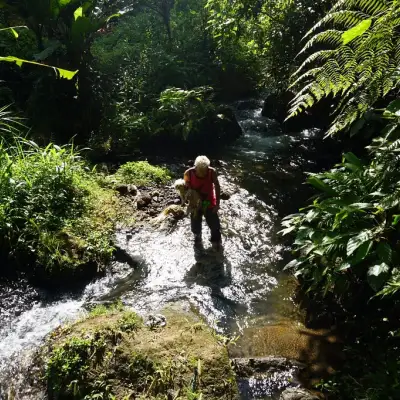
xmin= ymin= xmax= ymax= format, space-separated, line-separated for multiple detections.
xmin=184 ymin=169 xmax=191 ymax=188
xmin=212 ymin=169 xmax=221 ymax=208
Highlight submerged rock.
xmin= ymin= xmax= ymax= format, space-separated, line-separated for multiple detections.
xmin=230 ymin=320 xmax=343 ymax=386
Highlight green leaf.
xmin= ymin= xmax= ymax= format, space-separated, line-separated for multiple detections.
xmin=384 ymin=100 xmax=400 ymax=118
xmin=349 ymin=203 xmax=372 ymax=209
xmin=343 ymin=152 xmax=363 ymax=169
xmin=376 ymin=242 xmax=392 ymax=264
xmin=307 ymin=176 xmax=337 ymax=195
xmin=74 ymin=6 xmax=83 ymax=20
xmin=380 ymin=123 xmax=399 ymax=140
xmin=283 ymin=259 xmax=302 ymax=271
xmin=368 ymin=263 xmax=390 ymax=291
xmin=0 ymin=56 xmax=78 ymax=80
xmin=353 ymin=240 xmax=373 ymax=264
xmin=368 ymin=263 xmax=389 ymax=277
xmin=58 ymin=68 xmax=79 ymax=80
xmin=279 ymin=226 xmax=296 ymax=236
xmin=346 ymin=230 xmax=373 ymax=256
xmin=338 ymin=262 xmax=351 ymax=271
xmin=342 ymin=19 xmax=372 ymax=45
xmin=392 ymin=215 xmax=400 ymax=226
xmin=350 ymin=118 xmax=365 ymax=137
xmin=10 ymin=27 xmax=18 ymax=38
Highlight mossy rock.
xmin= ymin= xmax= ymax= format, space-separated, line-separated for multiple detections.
xmin=39 ymin=304 xmax=238 ymax=400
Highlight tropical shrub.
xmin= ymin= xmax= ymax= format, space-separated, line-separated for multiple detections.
xmin=281 ymin=103 xmax=400 ymax=298
xmin=114 ymin=161 xmax=172 ymax=187
xmin=93 ymin=85 xmax=236 ymax=157
xmin=155 ymin=86 xmax=216 ymax=139
xmin=288 ymin=0 xmax=400 ymax=136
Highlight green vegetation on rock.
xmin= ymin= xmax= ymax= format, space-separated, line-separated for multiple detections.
xmin=114 ymin=161 xmax=172 ymax=187
xmin=41 ymin=304 xmax=238 ymax=400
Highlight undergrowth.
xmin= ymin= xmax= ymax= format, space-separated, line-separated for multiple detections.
xmin=0 ymin=138 xmax=131 ymax=281
xmin=114 ymin=161 xmax=172 ymax=187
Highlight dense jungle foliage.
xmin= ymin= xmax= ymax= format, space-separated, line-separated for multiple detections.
xmin=280 ymin=0 xmax=400 ymax=398
xmin=1 ymin=0 xmax=400 ymax=398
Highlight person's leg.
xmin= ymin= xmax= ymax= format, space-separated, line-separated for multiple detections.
xmin=205 ymin=209 xmax=222 ymax=244
xmin=191 ymin=209 xmax=203 ymax=242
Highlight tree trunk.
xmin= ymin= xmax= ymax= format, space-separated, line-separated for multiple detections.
xmin=161 ymin=0 xmax=172 ymax=41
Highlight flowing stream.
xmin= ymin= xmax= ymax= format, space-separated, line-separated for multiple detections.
xmin=0 ymin=100 xmax=336 ymax=399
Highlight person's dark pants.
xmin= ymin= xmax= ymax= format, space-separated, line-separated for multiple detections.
xmin=191 ymin=208 xmax=221 ymax=243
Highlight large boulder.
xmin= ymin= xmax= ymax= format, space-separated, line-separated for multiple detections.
xmin=34 ymin=303 xmax=239 ymax=400
xmin=187 ymin=105 xmax=243 ymax=152
xmin=262 ymin=91 xmax=294 ymax=122
xmin=262 ymin=91 xmax=332 ymax=132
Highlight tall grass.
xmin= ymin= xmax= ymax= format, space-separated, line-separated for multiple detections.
xmin=0 ymin=113 xmax=118 ymax=280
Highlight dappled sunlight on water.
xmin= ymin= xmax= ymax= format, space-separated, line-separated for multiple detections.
xmin=100 ymin=178 xmax=281 ymax=331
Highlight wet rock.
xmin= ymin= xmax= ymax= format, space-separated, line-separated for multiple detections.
xmin=279 ymin=388 xmax=322 ymax=400
xmin=220 ymin=190 xmax=231 ymax=201
xmin=230 ymin=321 xmax=343 ymax=386
xmin=232 ymin=357 xmax=305 ymax=378
xmin=145 ymin=314 xmax=167 ymax=329
xmin=115 ymin=184 xmax=138 ymax=196
xmin=261 ymin=91 xmax=332 ymax=132
xmin=137 ymin=194 xmax=152 ymax=209
xmin=213 ymin=159 xmax=227 ymax=168
xmin=262 ymin=91 xmax=294 ymax=122
xmin=114 ymin=246 xmax=140 ymax=268
xmin=167 ymin=199 xmax=182 ymax=206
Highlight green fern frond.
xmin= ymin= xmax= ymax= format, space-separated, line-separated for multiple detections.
xmin=303 ymin=11 xmax=370 ymax=40
xmin=293 ymin=50 xmax=334 ymax=77
xmin=290 ymin=0 xmax=400 ymax=135
xmin=299 ymin=30 xmax=344 ymax=56
xmin=289 ymin=68 xmax=323 ymax=89
xmin=377 ymin=278 xmax=400 ymax=297
xmin=357 ymin=0 xmax=388 ymax=15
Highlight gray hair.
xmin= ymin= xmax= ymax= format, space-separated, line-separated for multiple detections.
xmin=194 ymin=155 xmax=210 ymax=169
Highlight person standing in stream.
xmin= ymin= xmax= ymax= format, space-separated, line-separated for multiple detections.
xmin=184 ymin=155 xmax=222 ymax=249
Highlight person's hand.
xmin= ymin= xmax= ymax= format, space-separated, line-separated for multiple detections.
xmin=212 ymin=205 xmax=220 ymax=213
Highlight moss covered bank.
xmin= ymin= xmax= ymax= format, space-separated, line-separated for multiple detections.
xmin=36 ymin=304 xmax=238 ymax=400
